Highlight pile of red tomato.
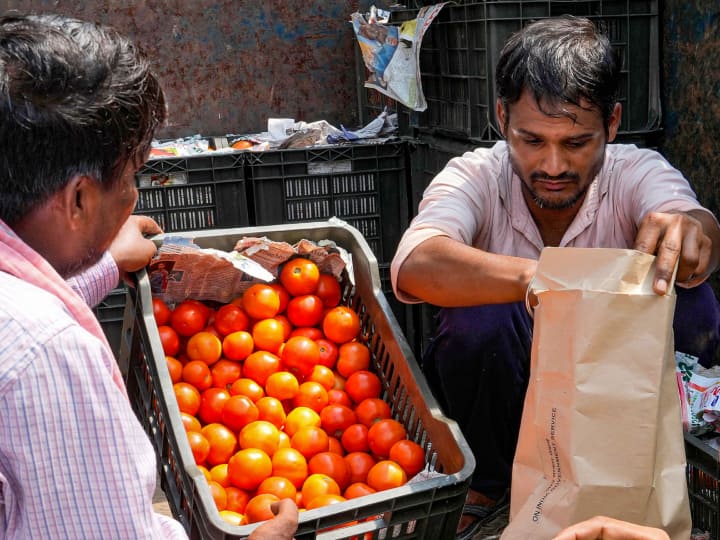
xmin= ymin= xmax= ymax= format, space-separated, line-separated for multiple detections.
xmin=152 ymin=257 xmax=426 ymax=528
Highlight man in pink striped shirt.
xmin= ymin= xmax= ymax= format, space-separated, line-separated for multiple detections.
xmin=0 ymin=14 xmax=297 ymax=539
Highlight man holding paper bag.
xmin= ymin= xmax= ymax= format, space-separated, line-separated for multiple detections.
xmin=391 ymin=15 xmax=720 ymax=538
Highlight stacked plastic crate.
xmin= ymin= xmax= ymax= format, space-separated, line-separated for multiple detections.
xmin=357 ymin=0 xmax=663 ymax=355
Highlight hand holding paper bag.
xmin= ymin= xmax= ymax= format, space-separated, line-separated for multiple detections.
xmin=502 ymin=247 xmax=691 ymax=539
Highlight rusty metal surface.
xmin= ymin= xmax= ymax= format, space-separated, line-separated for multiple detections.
xmin=0 ymin=1 xmax=369 ymax=138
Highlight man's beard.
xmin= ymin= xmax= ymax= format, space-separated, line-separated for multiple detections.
xmin=522 ymin=176 xmax=589 ymax=210
xmin=57 ymin=246 xmax=104 ymax=279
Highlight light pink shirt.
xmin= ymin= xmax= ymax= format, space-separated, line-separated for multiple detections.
xmin=391 ymin=142 xmax=714 ymax=302
xmin=0 ymin=224 xmax=187 ymax=539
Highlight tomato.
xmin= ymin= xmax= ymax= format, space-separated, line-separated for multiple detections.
xmin=305 ymin=493 xmax=346 ymax=510
xmin=213 ymin=304 xmax=249 ymax=336
xmin=286 ymin=294 xmax=324 ymax=327
xmin=239 ymin=420 xmax=281 ymax=457
xmin=245 ymin=493 xmax=280 ymax=524
xmin=228 ymin=447 xmax=273 ymax=491
xmin=367 ymin=418 xmax=407 ymax=459
xmin=229 ymin=377 xmax=265 ymax=401
xmin=222 ymin=330 xmax=254 ymax=361
xmin=174 ymin=382 xmax=201 ymax=416
xmin=219 ymin=509 xmax=247 ymax=526
xmin=327 ymin=388 xmax=353 ymax=408
xmin=210 ymin=463 xmax=231 ymax=488
xmin=243 ymin=350 xmax=281 ymax=386
xmin=252 ymin=318 xmax=285 ymax=354
xmin=344 ymin=482 xmax=376 ymax=499
xmin=222 ymin=394 xmax=260 ymax=431
xmin=355 ymin=397 xmax=392 ymax=427
xmin=152 ymin=297 xmax=172 ymax=326
xmin=301 ymin=473 xmax=341 ymax=508
xmin=269 ymin=283 xmax=291 ymax=313
xmin=210 ymin=359 xmax=242 ymax=389
xmin=198 ymin=387 xmax=231 ymax=424
xmin=208 ymin=479 xmax=227 ymax=511
xmin=274 ymin=314 xmax=293 ymax=341
xmin=166 ymin=355 xmax=183 ymax=383
xmin=308 ymin=451 xmax=351 ymax=491
xmin=271 ymin=447 xmax=309 ymax=489
xmin=284 ymin=406 xmax=321 ymax=437
xmin=290 ymin=326 xmax=324 ymax=341
xmin=158 ymin=325 xmax=181 ymax=356
xmin=265 ymin=371 xmax=300 ymax=401
xmin=336 ymin=342 xmax=371 ymax=377
xmin=366 ymin=460 xmax=407 ymax=491
xmin=242 ymin=284 xmax=280 ymax=320
xmin=291 ymin=425 xmax=330 ymax=460
xmin=186 ymin=331 xmax=223 ymax=365
xmin=316 ymin=338 xmax=339 ymax=369
xmin=225 ymin=486 xmax=250 ymax=514
xmin=345 ymin=370 xmax=382 ymax=404
xmin=344 ymin=452 xmax=376 ymax=484
xmin=340 ymin=423 xmax=370 ymax=453
xmin=170 ymin=300 xmax=209 ymax=337
xmin=257 ymin=475 xmax=297 ymax=501
xmin=180 ymin=411 xmax=202 ymax=433
xmin=293 ymin=381 xmax=329 ymax=412
xmin=255 ymin=396 xmax=287 ymax=429
xmin=187 ymin=430 xmax=210 ymax=464
xmin=281 ymin=335 xmax=320 ymax=379
xmin=201 ymin=423 xmax=238 ymax=466
xmin=315 ymin=273 xmax=342 ymax=308
xmin=182 ymin=360 xmax=213 ymax=391
xmin=389 ymin=439 xmax=426 ymax=477
xmin=280 ymin=257 xmax=320 ymax=296
xmin=322 ymin=306 xmax=361 ymax=344
xmin=320 ymin=404 xmax=357 ymax=438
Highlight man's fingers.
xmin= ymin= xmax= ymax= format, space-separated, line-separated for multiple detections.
xmin=133 ymin=214 xmax=163 ymax=236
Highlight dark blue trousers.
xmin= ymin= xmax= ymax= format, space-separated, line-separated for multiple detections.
xmin=421 ymin=282 xmax=720 ymax=499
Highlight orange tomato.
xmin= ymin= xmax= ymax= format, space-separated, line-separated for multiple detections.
xmin=336 ymin=342 xmax=371 ymax=378
xmin=274 ymin=314 xmax=293 ymax=341
xmin=286 ymin=294 xmax=325 ymax=327
xmin=166 ymin=355 xmax=183 ymax=383
xmin=180 ymin=411 xmax=202 ymax=433
xmin=210 ymin=359 xmax=242 ymax=389
xmin=307 ymin=365 xmax=335 ymax=391
xmin=315 ymin=273 xmax=342 ymax=308
xmin=182 ymin=360 xmax=213 ymax=391
xmin=308 ymin=451 xmax=351 ymax=491
xmin=187 ymin=430 xmax=210 ymax=464
xmin=327 ymin=388 xmax=353 ymax=408
xmin=354 ymin=397 xmax=392 ymax=427
xmin=245 ymin=493 xmax=280 ymax=524
xmin=228 ymin=447 xmax=273 ymax=491
xmin=293 ymin=381 xmax=329 ymax=412
xmin=158 ymin=325 xmax=181 ymax=356
xmin=243 ymin=350 xmax=281 ymax=386
xmin=242 ymin=284 xmax=280 ymax=320
xmin=222 ymin=394 xmax=259 ymax=431
xmin=170 ymin=300 xmax=209 ymax=337
xmin=284 ymin=406 xmax=321 ymax=437
xmin=222 ymin=330 xmax=254 ymax=361
xmin=219 ymin=509 xmax=247 ymax=526
xmin=327 ymin=436 xmax=345 ymax=456
xmin=225 ymin=486 xmax=250 ymax=514
xmin=340 ymin=423 xmax=370 ymax=453
xmin=265 ymin=371 xmax=300 ymax=401
xmin=197 ymin=387 xmax=231 ymax=425
xmin=186 ymin=331 xmax=223 ymax=365
xmin=208 ymin=479 xmax=227 ymax=510
xmin=213 ymin=304 xmax=249 ymax=336
xmin=344 ymin=482 xmax=376 ymax=499
xmin=367 ymin=418 xmax=407 ymax=459
xmin=229 ymin=377 xmax=265 ymax=402
xmin=322 ymin=306 xmax=361 ymax=344
xmin=305 ymin=493 xmax=346 ymax=510
xmin=271 ymin=447 xmax=309 ymax=488
xmin=291 ymin=425 xmax=330 ymax=460
xmin=344 ymin=451 xmax=377 ymax=484
xmin=255 ymin=396 xmax=287 ymax=429
xmin=366 ymin=460 xmax=407 ymax=491
xmin=269 ymin=282 xmax=291 ymax=313
xmin=389 ymin=439 xmax=426 ymax=477
xmin=345 ymin=370 xmax=382 ymax=404
xmin=201 ymin=423 xmax=238 ymax=466
xmin=280 ymin=257 xmax=320 ymax=296
xmin=320 ymin=404 xmax=357 ymax=439
xmin=174 ymin=382 xmax=201 ymax=416
xmin=238 ymin=420 xmax=281 ymax=456
xmin=281 ymin=336 xmax=320 ymax=379
xmin=152 ymin=297 xmax=172 ymax=326
xmin=209 ymin=463 xmax=231 ymax=488
xmin=290 ymin=326 xmax=324 ymax=341
xmin=252 ymin=318 xmax=285 ymax=354
xmin=301 ymin=473 xmax=341 ymax=508
xmin=316 ymin=338 xmax=339 ymax=369
xmin=257 ymin=475 xmax=297 ymax=500
xmin=231 ymin=139 xmax=253 ymax=150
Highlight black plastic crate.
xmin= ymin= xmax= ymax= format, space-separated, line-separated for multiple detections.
xmin=118 ymin=221 xmax=474 ymax=540
xmin=92 ymin=284 xmax=128 ymax=360
xmin=247 ymin=142 xmax=409 ymax=266
xmin=134 ymin=151 xmax=249 ymax=232
xmin=373 ymin=1 xmax=660 ymax=143
xmin=685 ymin=432 xmax=720 ymax=538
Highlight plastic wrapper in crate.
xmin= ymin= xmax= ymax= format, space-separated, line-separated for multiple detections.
xmin=685 ymin=432 xmax=720 ymax=538
xmin=118 ymin=220 xmax=474 ymax=540
xmin=134 ymin=151 xmax=249 ymax=232
xmin=385 ymin=1 xmax=661 ymax=142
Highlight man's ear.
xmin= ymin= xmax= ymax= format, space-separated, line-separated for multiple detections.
xmin=607 ymin=102 xmax=622 ymax=143
xmin=496 ymin=98 xmax=507 ymax=138
xmin=59 ymin=175 xmax=100 ymax=231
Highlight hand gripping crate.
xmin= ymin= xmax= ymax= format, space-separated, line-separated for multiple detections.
xmin=118 ymin=220 xmax=475 ymax=540
xmin=134 ymin=150 xmax=250 ymax=232
xmin=685 ymin=432 xmax=720 ymax=537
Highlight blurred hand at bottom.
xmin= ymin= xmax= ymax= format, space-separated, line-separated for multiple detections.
xmin=248 ymin=498 xmax=299 ymax=540
xmin=552 ymin=516 xmax=670 ymax=540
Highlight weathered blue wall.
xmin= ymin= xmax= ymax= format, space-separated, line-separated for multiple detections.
xmin=0 ymin=1 xmax=370 ymax=138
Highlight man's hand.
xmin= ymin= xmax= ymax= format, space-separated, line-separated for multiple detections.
xmin=552 ymin=516 xmax=670 ymax=540
xmin=634 ymin=210 xmax=719 ymax=295
xmin=248 ymin=499 xmax=298 ymax=540
xmin=108 ymin=215 xmax=162 ymax=274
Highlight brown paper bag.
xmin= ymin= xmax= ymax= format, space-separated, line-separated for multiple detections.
xmin=501 ymin=247 xmax=691 ymax=540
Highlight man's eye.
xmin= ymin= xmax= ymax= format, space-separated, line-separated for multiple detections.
xmin=523 ymin=139 xmax=541 ymax=146
xmin=566 ymin=140 xmax=588 ymax=149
